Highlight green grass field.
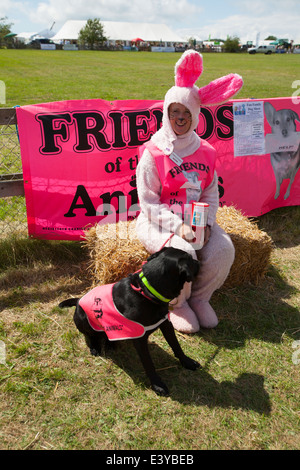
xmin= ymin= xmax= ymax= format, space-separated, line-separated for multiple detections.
xmin=1 ymin=49 xmax=300 ymax=104
xmin=0 ymin=50 xmax=299 ymax=450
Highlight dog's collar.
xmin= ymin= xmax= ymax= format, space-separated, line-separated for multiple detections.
xmin=138 ymin=271 xmax=171 ymax=303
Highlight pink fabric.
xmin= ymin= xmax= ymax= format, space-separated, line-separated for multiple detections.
xmin=16 ymin=97 xmax=300 ymax=241
xmin=175 ymin=50 xmax=203 ymax=88
xmin=79 ymin=283 xmax=169 ymax=340
xmin=143 ymin=140 xmax=216 ymax=213
xmin=198 ymin=74 xmax=244 ymax=106
xmin=79 ymin=283 xmax=145 ymax=340
xmin=17 ymin=99 xmax=163 ymax=240
xmin=173 ymin=50 xmax=243 ymax=107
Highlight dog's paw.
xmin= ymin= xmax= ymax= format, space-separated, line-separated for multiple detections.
xmin=90 ymin=348 xmax=101 ymax=356
xmin=180 ymin=355 xmax=200 ymax=370
xmin=151 ymin=379 xmax=169 ymax=396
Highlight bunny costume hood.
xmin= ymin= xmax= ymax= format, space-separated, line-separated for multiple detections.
xmin=151 ymin=50 xmax=243 ymax=156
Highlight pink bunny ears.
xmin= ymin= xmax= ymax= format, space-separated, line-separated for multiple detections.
xmin=174 ymin=50 xmax=243 ymax=106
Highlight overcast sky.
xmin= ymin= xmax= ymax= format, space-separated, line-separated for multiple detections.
xmin=1 ymin=0 xmax=299 ymax=43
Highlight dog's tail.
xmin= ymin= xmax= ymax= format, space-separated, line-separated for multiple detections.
xmin=59 ymin=298 xmax=79 ymax=308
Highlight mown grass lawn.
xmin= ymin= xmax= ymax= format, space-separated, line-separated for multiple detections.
xmin=0 ymin=50 xmax=299 ymax=450
xmin=1 ymin=49 xmax=299 ymax=104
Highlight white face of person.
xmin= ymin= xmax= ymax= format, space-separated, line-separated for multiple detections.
xmin=168 ymin=103 xmax=192 ymax=136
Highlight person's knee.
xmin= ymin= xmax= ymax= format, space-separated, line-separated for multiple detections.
xmin=221 ymin=234 xmax=235 ymax=267
xmin=201 ymin=228 xmax=235 ymax=277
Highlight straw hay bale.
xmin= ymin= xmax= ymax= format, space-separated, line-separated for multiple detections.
xmin=216 ymin=206 xmax=273 ymax=288
xmin=84 ymin=221 xmax=148 ymax=286
xmin=84 ymin=206 xmax=273 ymax=289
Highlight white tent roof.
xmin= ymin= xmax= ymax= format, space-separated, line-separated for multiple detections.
xmin=16 ymin=29 xmax=56 ymax=42
xmin=37 ymin=28 xmax=56 ymax=39
xmin=52 ymin=20 xmax=184 ymax=43
xmin=16 ymin=32 xmax=37 ymax=40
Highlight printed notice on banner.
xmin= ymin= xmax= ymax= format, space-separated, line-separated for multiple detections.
xmin=233 ymin=101 xmax=265 ymax=157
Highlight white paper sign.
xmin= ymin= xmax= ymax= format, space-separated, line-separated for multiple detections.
xmin=233 ymin=101 xmax=265 ymax=157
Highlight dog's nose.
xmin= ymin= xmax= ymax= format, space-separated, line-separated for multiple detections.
xmin=282 ymin=129 xmax=288 ymax=137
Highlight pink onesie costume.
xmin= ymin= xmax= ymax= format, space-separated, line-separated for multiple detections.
xmin=79 ymin=283 xmax=168 ymax=341
xmin=136 ymin=50 xmax=243 ymax=334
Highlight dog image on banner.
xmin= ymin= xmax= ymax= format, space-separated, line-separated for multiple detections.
xmin=264 ymin=102 xmax=300 ymax=200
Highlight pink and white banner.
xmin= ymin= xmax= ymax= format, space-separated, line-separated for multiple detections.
xmin=17 ymin=97 xmax=300 ymax=240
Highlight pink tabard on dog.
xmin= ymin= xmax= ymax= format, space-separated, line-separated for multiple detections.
xmin=78 ymin=283 xmax=168 ymax=341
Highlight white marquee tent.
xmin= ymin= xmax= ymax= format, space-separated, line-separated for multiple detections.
xmin=52 ymin=20 xmax=184 ymax=43
xmin=16 ymin=28 xmax=56 ymax=44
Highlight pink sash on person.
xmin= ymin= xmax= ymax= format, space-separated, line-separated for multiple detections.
xmin=141 ymin=140 xmax=216 ymax=218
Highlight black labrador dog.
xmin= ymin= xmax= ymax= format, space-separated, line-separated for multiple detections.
xmin=59 ymin=247 xmax=200 ymax=395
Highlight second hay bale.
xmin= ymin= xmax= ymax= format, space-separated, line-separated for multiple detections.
xmin=84 ymin=206 xmax=273 ymax=289
xmin=215 ymin=206 xmax=273 ymax=287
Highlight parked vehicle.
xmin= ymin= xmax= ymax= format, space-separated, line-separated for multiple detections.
xmin=248 ymin=45 xmax=276 ymax=54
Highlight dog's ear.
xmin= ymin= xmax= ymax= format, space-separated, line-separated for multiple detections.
xmin=264 ymin=102 xmax=275 ymax=125
xmin=290 ymin=110 xmax=300 ymax=122
xmin=178 ymin=260 xmax=195 ymax=284
xmin=147 ymin=252 xmax=158 ymax=262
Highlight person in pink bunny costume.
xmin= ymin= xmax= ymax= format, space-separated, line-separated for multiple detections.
xmin=136 ymin=50 xmax=243 ymax=333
